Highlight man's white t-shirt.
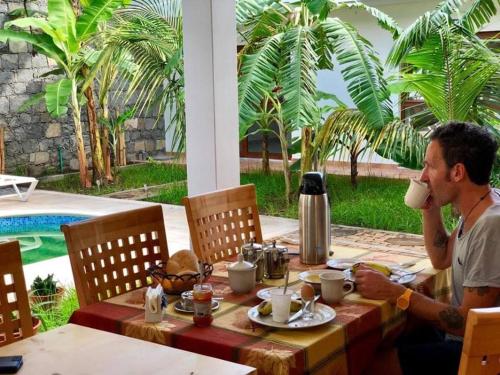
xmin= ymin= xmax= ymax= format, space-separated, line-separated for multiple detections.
xmin=451 ymin=188 xmax=500 ymax=308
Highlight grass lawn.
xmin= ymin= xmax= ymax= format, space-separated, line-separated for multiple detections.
xmin=149 ymin=171 xmax=457 ymax=234
xmin=39 ymin=163 xmax=186 ymax=195
xmin=32 ymin=288 xmax=79 ymax=332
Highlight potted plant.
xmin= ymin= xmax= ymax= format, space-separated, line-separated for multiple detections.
xmin=29 ymin=274 xmax=65 ymax=309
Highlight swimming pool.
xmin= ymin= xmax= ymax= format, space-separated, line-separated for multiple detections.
xmin=0 ymin=215 xmax=90 ymax=264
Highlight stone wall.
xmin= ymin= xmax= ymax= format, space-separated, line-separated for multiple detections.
xmin=0 ymin=0 xmax=165 ymax=176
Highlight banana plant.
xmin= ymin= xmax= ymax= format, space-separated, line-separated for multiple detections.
xmin=237 ymin=0 xmax=400 ymax=139
xmin=0 ymin=0 xmax=130 ymax=187
xmin=98 ymin=108 xmax=135 ymax=169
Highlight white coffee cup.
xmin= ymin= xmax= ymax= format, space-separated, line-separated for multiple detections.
xmin=404 ymin=179 xmax=430 ymax=209
xmin=320 ymin=271 xmax=354 ymax=304
xmin=270 ymin=289 xmax=293 ymax=323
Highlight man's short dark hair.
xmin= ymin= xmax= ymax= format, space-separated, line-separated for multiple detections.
xmin=430 ymin=122 xmax=498 ymax=185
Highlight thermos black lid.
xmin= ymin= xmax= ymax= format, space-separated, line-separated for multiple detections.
xmin=299 ymin=172 xmax=326 ymax=195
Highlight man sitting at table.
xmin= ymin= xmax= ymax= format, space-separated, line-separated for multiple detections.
xmin=355 ymin=121 xmax=500 ymax=375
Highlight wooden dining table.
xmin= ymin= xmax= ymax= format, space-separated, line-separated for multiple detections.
xmin=0 ymin=323 xmax=256 ymax=374
xmin=68 ymin=240 xmax=451 ymax=375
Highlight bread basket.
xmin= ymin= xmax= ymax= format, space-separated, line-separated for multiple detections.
xmin=147 ymin=262 xmax=213 ymax=294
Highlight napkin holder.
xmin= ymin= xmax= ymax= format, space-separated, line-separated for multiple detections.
xmin=145 ymin=284 xmax=167 ymax=323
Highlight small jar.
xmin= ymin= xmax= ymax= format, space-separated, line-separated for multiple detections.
xmin=192 ymin=283 xmax=213 ymax=327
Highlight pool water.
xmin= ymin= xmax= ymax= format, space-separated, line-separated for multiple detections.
xmin=0 ymin=215 xmax=89 ymax=265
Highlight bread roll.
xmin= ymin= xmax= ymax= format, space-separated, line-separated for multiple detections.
xmin=170 ymin=250 xmax=199 ymax=272
xmin=165 ymin=259 xmax=182 ymax=275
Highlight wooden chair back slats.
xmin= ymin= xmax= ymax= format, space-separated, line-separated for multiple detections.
xmin=61 ymin=205 xmax=169 ymax=308
xmin=0 ymin=241 xmax=34 ymax=347
xmin=459 ymin=307 xmax=500 ymax=375
xmin=182 ymin=184 xmax=263 ymax=263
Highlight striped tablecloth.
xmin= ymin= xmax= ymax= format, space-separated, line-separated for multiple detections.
xmin=70 ymin=243 xmax=451 ymax=375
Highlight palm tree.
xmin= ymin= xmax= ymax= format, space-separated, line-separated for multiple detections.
xmin=93 ymin=0 xmax=185 ymax=153
xmin=388 ymin=0 xmax=499 ymax=128
xmin=317 ymin=109 xmax=427 ymax=188
xmin=237 ymin=0 xmax=400 ymax=135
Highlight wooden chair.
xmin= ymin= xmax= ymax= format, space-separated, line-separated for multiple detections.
xmin=61 ymin=205 xmax=169 ymax=308
xmin=459 ymin=307 xmax=500 ymax=375
xmin=0 ymin=240 xmax=34 ymax=347
xmin=182 ymin=184 xmax=263 ymax=263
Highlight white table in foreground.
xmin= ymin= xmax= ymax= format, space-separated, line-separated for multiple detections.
xmin=0 ymin=324 xmax=256 ymax=375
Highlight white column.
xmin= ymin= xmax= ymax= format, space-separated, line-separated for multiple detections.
xmin=182 ymin=0 xmax=240 ymax=196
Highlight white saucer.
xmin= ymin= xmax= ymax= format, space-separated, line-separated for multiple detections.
xmin=343 ymin=269 xmax=416 ymax=284
xmin=174 ymin=300 xmax=220 ymax=313
xmin=247 ymin=303 xmax=336 ymax=329
xmin=298 ymin=269 xmax=340 ymax=285
xmin=327 ymin=259 xmax=399 ymax=271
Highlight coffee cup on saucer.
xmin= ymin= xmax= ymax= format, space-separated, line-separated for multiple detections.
xmin=320 ymin=271 xmax=354 ymax=304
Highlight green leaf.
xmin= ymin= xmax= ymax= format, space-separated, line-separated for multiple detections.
xmin=316 ymin=90 xmax=347 ymax=109
xmin=0 ymin=29 xmax=66 ymax=65
xmin=238 ymin=33 xmax=283 ymax=129
xmin=47 ymin=0 xmax=77 ymax=50
xmin=392 ymin=27 xmax=499 ymax=123
xmin=5 ymin=17 xmax=61 ymax=43
xmin=314 ymin=23 xmax=334 ymax=70
xmin=45 ymin=79 xmax=72 ymax=117
xmin=39 ymin=68 xmax=65 ymax=78
xmin=281 ymin=26 xmax=319 ymax=129
xmin=304 ymin=0 xmax=331 ymax=19
xmin=460 ymin=0 xmax=498 ymax=32
xmin=324 ymin=18 xmax=393 ymax=128
xmin=236 ymin=0 xmax=276 ymax=25
xmin=335 ymin=2 xmax=401 ymax=38
xmin=17 ymin=93 xmax=45 ymax=112
xmin=76 ymin=0 xmax=127 ymax=41
xmin=386 ymin=0 xmax=480 ymax=66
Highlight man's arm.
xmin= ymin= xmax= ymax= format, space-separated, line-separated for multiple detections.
xmin=403 ymin=284 xmax=499 ymax=336
xmin=422 ymin=207 xmax=455 ymax=270
xmin=356 ymin=268 xmax=500 ymax=336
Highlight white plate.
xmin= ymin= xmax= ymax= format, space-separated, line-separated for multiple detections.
xmin=298 ymin=269 xmax=340 ymax=285
xmin=343 ymin=269 xmax=416 ymax=285
xmin=327 ymin=259 xmax=399 ymax=271
xmin=174 ymin=300 xmax=220 ymax=313
xmin=256 ymin=287 xmax=301 ymax=301
xmin=247 ymin=303 xmax=336 ymax=329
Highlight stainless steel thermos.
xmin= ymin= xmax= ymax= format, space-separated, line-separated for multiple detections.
xmin=298 ymin=172 xmax=331 ymax=264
